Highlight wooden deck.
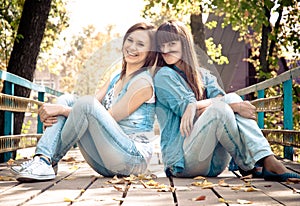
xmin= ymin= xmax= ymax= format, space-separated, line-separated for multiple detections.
xmin=1 ymin=148 xmax=300 ymax=206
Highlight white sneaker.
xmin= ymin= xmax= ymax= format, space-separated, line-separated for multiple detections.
xmin=10 ymin=159 xmax=33 ymax=175
xmin=11 ymin=160 xmax=58 ymax=175
xmin=16 ymin=156 xmax=56 ymax=182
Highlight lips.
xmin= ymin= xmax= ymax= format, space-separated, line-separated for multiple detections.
xmin=126 ymin=50 xmax=138 ymax=57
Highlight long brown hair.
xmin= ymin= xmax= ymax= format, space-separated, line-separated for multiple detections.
xmin=155 ymin=20 xmax=205 ymax=100
xmin=120 ymin=22 xmax=157 ymax=80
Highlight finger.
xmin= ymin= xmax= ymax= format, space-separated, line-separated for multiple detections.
xmin=180 ymin=121 xmax=185 ymax=137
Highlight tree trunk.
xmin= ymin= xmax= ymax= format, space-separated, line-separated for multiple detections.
xmin=190 ymin=13 xmax=207 ymax=53
xmin=259 ymin=6 xmax=271 ymax=81
xmin=0 ymin=0 xmax=51 ymax=136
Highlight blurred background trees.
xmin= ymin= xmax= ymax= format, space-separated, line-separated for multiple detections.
xmin=0 ymin=0 xmax=299 ymax=136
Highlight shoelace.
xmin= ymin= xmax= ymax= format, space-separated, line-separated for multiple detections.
xmin=19 ymin=159 xmax=34 ymax=168
xmin=22 ymin=157 xmax=46 ymax=173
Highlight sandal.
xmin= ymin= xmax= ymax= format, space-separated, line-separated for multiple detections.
xmin=263 ymin=168 xmax=300 ymax=182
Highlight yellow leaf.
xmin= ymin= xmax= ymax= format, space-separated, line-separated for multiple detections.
xmin=241 ymin=187 xmax=260 ymax=192
xmin=193 ymin=176 xmax=206 ymax=180
xmin=218 ymin=179 xmax=229 ymax=187
xmin=237 ymin=199 xmax=253 ymax=204
xmin=64 ymin=197 xmax=77 ymax=202
xmin=0 ymin=176 xmax=16 ymax=181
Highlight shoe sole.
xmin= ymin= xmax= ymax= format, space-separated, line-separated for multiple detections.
xmin=16 ymin=174 xmax=56 ymax=182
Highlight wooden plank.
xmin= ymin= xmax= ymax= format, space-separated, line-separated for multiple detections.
xmin=173 ymin=178 xmax=225 ymax=206
xmin=71 ymin=176 xmax=124 ymax=206
xmin=250 ymin=178 xmax=300 ymax=206
xmin=23 ymin=166 xmax=99 ymax=206
xmin=0 ymin=176 xmax=67 ymax=205
xmin=122 ymin=182 xmax=175 ymax=206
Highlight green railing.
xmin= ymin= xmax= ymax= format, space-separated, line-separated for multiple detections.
xmin=235 ymin=66 xmax=300 ymax=160
xmin=0 ymin=70 xmax=63 ymax=162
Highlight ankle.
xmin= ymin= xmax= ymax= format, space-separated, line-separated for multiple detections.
xmin=35 ymin=154 xmax=51 ymax=165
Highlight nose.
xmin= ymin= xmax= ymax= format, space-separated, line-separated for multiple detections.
xmin=128 ymin=42 xmax=137 ymax=51
xmin=160 ymin=45 xmax=169 ymax=54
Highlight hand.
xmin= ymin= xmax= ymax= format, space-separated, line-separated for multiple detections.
xmin=235 ymin=101 xmax=257 ymax=120
xmin=42 ymin=116 xmax=58 ymax=128
xmin=180 ymin=103 xmax=196 ymax=137
xmin=38 ymin=103 xmax=65 ymax=122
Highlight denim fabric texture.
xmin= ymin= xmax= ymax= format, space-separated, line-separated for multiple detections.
xmin=154 ymin=66 xmax=273 ymax=177
xmin=35 ymin=71 xmax=155 ymax=177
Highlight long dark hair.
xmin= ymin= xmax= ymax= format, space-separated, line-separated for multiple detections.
xmin=155 ymin=20 xmax=205 ymax=100
xmin=120 ymin=22 xmax=157 ymax=80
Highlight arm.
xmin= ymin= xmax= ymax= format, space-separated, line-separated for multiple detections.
xmin=38 ymin=103 xmax=71 ymax=127
xmin=229 ymin=101 xmax=257 ymax=120
xmin=40 ymin=77 xmax=112 ymax=128
xmin=95 ymin=79 xmax=111 ymax=102
xmin=181 ymin=95 xmax=222 ymax=137
xmin=108 ymin=77 xmax=153 ymax=122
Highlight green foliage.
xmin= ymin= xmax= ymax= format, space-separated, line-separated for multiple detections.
xmin=0 ymin=0 xmax=24 ymax=67
xmin=204 ymin=0 xmax=300 ymax=72
xmin=0 ymin=0 xmax=69 ymax=69
xmin=142 ymin=0 xmax=229 ymax=66
xmin=21 ymin=119 xmax=32 ymax=134
xmin=205 ymin=38 xmax=229 ymax=65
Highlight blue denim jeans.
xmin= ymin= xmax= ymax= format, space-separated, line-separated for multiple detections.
xmin=36 ymin=94 xmax=147 ymax=177
xmin=177 ymin=93 xmax=273 ymax=177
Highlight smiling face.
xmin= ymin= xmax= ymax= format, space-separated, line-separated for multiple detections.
xmin=159 ymin=40 xmax=183 ymax=66
xmin=122 ymin=29 xmax=151 ymax=69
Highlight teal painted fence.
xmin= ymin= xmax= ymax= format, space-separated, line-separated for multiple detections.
xmin=236 ymin=66 xmax=300 ymax=160
xmin=0 ymin=70 xmax=63 ymax=161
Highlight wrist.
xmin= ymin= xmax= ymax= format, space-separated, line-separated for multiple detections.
xmin=62 ymin=105 xmax=70 ymax=117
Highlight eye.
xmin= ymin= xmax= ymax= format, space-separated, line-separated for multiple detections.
xmin=127 ymin=38 xmax=133 ymax=43
xmin=137 ymin=42 xmax=145 ymax=47
xmin=169 ymin=41 xmax=177 ymax=46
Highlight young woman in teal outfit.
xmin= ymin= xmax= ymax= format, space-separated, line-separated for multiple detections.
xmin=154 ymin=20 xmax=300 ymax=182
xmin=11 ymin=22 xmax=158 ymax=182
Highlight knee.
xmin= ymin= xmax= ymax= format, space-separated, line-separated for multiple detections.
xmin=73 ymin=96 xmax=95 ymax=108
xmin=223 ymin=93 xmax=243 ymax=104
xmin=56 ymin=94 xmax=75 ymax=105
xmin=207 ymin=101 xmax=234 ymax=120
xmin=72 ymin=96 xmax=97 ymax=113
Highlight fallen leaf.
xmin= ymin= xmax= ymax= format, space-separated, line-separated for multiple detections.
xmin=137 ymin=173 xmax=153 ymax=180
xmin=240 ymin=174 xmax=253 ymax=180
xmin=193 ymin=176 xmax=206 ymax=180
xmin=157 ymin=187 xmax=171 ymax=192
xmin=191 ymin=180 xmax=216 ymax=188
xmin=0 ymin=176 xmax=16 ymax=181
xmin=231 ymin=186 xmax=242 ymax=190
xmin=6 ymin=159 xmax=15 ymax=166
xmin=69 ymin=165 xmax=79 ymax=171
xmin=63 ymin=157 xmax=76 ymax=162
xmin=143 ymin=180 xmax=169 ymax=189
xmin=113 ymin=185 xmax=123 ymax=192
xmin=218 ymin=197 xmax=232 ymax=203
xmin=107 ymin=176 xmax=125 ymax=184
xmin=192 ymin=195 xmax=206 ymax=201
xmin=241 ymin=186 xmax=260 ymax=192
xmin=124 ymin=174 xmax=137 ymax=181
xmin=219 ymin=179 xmax=229 ymax=187
xmin=64 ymin=197 xmax=77 ymax=202
xmin=237 ymin=199 xmax=253 ymax=204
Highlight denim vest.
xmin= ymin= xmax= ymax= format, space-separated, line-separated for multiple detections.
xmin=102 ymin=71 xmax=155 ymax=135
